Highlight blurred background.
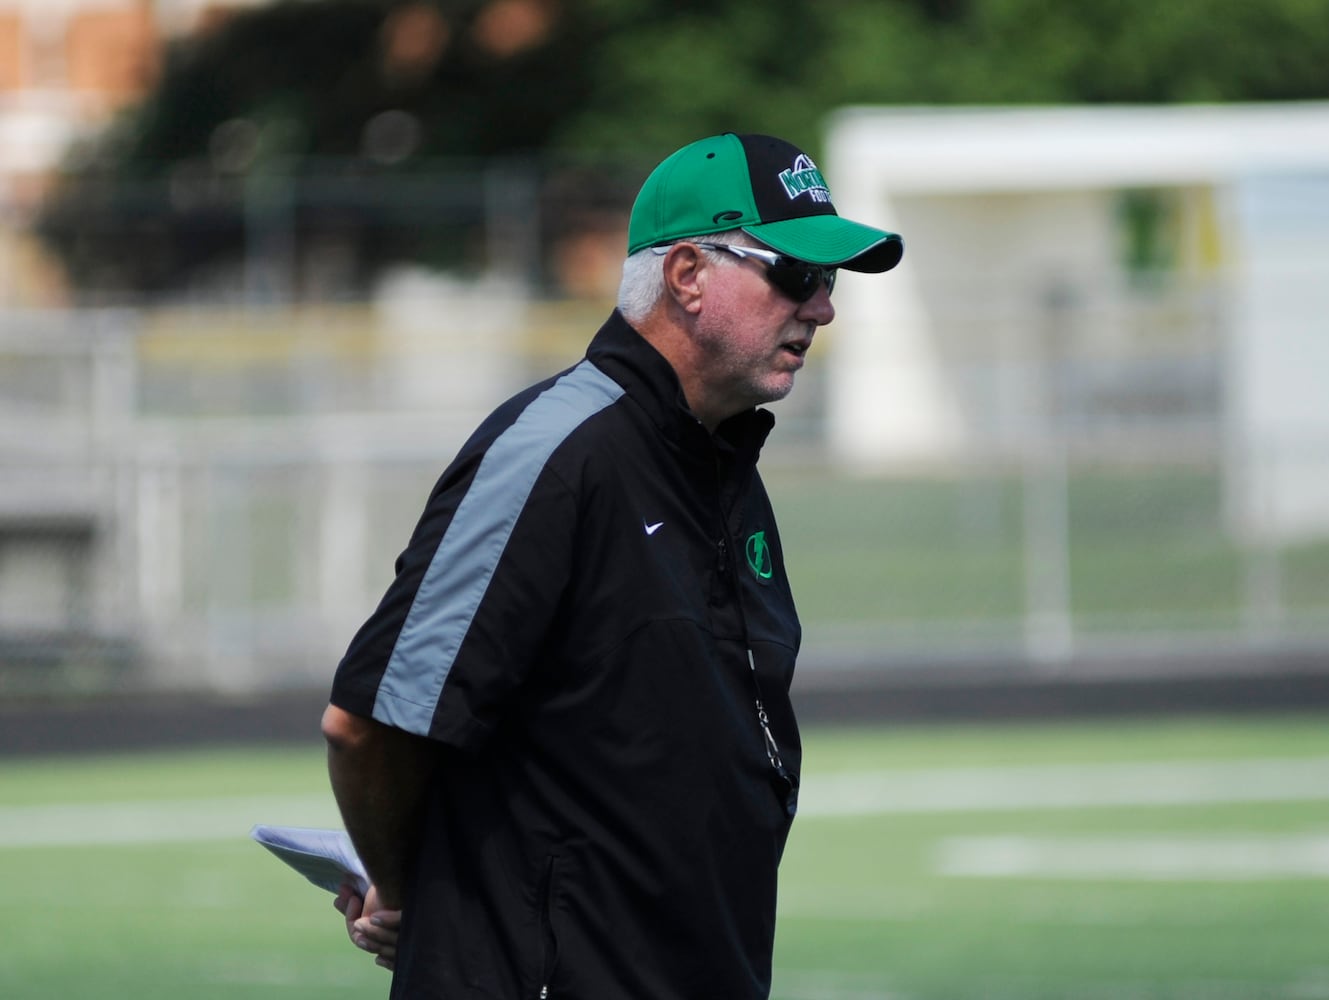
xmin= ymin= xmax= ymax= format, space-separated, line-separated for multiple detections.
xmin=0 ymin=0 xmax=1327 ymax=722
xmin=3 ymin=3 xmax=1329 ymax=999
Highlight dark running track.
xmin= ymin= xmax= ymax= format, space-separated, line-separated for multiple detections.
xmin=2 ymin=642 xmax=1328 ymax=757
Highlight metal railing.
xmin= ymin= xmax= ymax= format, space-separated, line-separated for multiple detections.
xmin=1 ymin=286 xmax=1326 ymax=694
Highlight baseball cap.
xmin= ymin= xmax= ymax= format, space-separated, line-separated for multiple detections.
xmin=627 ymin=132 xmax=903 ymax=273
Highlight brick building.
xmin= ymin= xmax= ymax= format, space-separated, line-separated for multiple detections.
xmin=0 ymin=0 xmax=259 ymax=303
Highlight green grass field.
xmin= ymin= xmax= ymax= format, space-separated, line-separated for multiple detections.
xmin=2 ymin=714 xmax=1328 ymax=999
xmin=196 ymin=464 xmax=1329 ymax=651
xmin=764 ymin=468 xmax=1329 ymax=633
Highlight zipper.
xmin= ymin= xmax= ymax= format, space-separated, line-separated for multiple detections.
xmin=749 ymin=647 xmax=799 ymax=817
xmin=713 ymin=464 xmax=799 ymax=818
xmin=536 ymin=857 xmax=559 ymax=999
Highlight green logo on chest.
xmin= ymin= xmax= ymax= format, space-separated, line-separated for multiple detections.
xmin=745 ymin=530 xmax=774 ymax=581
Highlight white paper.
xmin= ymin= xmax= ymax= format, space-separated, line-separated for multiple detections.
xmin=250 ymin=823 xmax=370 ymax=896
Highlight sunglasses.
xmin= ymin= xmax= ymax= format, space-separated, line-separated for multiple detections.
xmin=652 ymin=242 xmax=836 ymax=304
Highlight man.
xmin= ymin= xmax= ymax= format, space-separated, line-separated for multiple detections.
xmin=321 ymin=132 xmax=903 ymax=999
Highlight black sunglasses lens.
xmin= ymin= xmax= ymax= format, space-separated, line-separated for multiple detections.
xmin=765 ymin=264 xmax=807 ymax=302
xmin=767 ymin=262 xmax=832 ymax=303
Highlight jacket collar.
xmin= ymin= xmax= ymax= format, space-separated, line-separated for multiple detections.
xmin=586 ymin=310 xmax=775 ymax=460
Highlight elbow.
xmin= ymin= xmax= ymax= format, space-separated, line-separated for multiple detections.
xmin=321 ymin=703 xmax=377 ymax=753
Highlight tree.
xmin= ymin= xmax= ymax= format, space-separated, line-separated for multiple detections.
xmin=38 ymin=0 xmax=609 ymax=297
xmin=36 ymin=0 xmax=1329 ymax=300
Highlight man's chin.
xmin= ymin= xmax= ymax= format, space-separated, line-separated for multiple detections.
xmin=755 ymin=377 xmax=796 ymax=406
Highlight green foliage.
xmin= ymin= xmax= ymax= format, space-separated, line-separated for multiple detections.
xmin=115 ymin=0 xmax=600 ymax=166
xmin=35 ymin=0 xmax=1329 ymax=297
xmin=66 ymin=0 xmax=1329 ymax=166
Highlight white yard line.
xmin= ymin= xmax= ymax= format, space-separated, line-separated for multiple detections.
xmin=798 ymin=756 xmax=1329 ymax=817
xmin=936 ymin=833 xmax=1329 ymax=880
xmin=2 ymin=756 xmax=1327 ymax=848
xmin=0 ymin=794 xmax=338 ymax=848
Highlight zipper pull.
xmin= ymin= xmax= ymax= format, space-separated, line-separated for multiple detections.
xmin=539 ymin=988 xmax=549 ymax=999
xmin=750 ymin=648 xmax=799 ymax=817
xmin=717 ymin=535 xmax=729 ymax=575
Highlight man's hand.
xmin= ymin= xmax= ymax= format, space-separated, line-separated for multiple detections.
xmin=334 ymin=880 xmax=401 ymax=971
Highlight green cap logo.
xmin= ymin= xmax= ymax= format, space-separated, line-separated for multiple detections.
xmin=778 ymin=154 xmax=830 ymax=204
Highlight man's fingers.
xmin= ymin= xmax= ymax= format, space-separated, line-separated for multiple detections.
xmin=334 ymin=882 xmax=398 ymax=970
xmin=335 ymin=882 xmax=364 ymax=915
xmin=338 ymin=888 xmax=367 ymax=947
xmin=353 ymin=914 xmax=400 ymax=949
xmin=344 ymin=899 xmax=365 ymax=927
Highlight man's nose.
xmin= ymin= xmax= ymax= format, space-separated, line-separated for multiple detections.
xmin=797 ymin=281 xmax=835 ymax=326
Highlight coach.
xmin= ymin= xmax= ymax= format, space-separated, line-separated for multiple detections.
xmin=321 ymin=132 xmax=904 ymax=999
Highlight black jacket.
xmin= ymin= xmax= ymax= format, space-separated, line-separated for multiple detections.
xmin=331 ymin=310 xmax=802 ymax=999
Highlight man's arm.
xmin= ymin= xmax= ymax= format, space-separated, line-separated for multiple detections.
xmin=320 ymin=703 xmax=436 ymax=910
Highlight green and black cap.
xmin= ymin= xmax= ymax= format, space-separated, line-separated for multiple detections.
xmin=627 ymin=132 xmax=903 ymax=273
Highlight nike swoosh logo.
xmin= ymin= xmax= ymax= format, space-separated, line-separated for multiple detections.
xmin=644 ymin=521 xmax=664 ymax=536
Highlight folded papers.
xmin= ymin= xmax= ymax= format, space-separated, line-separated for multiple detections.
xmin=250 ymin=823 xmax=369 ymax=896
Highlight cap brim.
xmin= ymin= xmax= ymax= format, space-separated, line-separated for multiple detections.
xmin=744 ymin=215 xmax=904 ymax=272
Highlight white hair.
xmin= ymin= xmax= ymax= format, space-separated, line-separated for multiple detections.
xmin=616 ymin=248 xmax=666 ymax=325
xmin=615 ymin=230 xmax=759 ymax=324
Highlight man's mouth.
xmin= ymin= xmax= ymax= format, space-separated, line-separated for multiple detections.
xmin=782 ymin=340 xmax=810 ymax=357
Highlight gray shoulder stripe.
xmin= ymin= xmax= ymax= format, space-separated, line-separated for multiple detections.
xmin=372 ymin=361 xmax=623 ymax=735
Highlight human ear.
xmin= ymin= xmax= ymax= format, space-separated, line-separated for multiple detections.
xmin=661 ymin=243 xmax=706 ymax=315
